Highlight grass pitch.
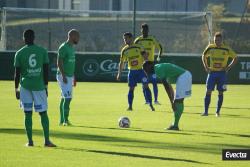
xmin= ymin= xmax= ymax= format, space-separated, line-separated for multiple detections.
xmin=0 ymin=81 xmax=249 ymax=167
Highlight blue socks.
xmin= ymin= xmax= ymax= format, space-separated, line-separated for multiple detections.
xmin=143 ymin=88 xmax=148 ymax=103
xmin=128 ymin=90 xmax=134 ymax=108
xmin=204 ymin=94 xmax=223 ymax=114
xmin=204 ymin=94 xmax=211 ymax=114
xmin=216 ymin=94 xmax=223 ymax=114
xmin=143 ymin=81 xmax=158 ymax=103
xmin=144 ymin=87 xmax=152 ymax=105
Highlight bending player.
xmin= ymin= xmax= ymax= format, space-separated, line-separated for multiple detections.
xmin=143 ymin=61 xmax=192 ymax=130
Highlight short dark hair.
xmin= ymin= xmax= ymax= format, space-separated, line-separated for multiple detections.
xmin=123 ymin=32 xmax=133 ymax=38
xmin=141 ymin=23 xmax=148 ymax=29
xmin=214 ymin=32 xmax=222 ymax=38
xmin=23 ymin=29 xmax=35 ymax=41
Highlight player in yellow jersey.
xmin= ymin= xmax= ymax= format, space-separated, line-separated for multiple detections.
xmin=117 ymin=32 xmax=155 ymax=111
xmin=134 ymin=23 xmax=163 ymax=104
xmin=201 ymin=32 xmax=237 ymax=117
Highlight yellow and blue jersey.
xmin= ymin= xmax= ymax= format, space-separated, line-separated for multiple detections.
xmin=134 ymin=35 xmax=162 ymax=62
xmin=203 ymin=43 xmax=237 ymax=71
xmin=120 ymin=43 xmax=145 ymax=70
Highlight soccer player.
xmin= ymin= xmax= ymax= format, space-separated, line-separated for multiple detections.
xmin=134 ymin=23 xmax=163 ymax=104
xmin=143 ymin=61 xmax=192 ymax=130
xmin=57 ymin=29 xmax=80 ymax=126
xmin=117 ymin=32 xmax=155 ymax=111
xmin=14 ymin=29 xmax=56 ymax=147
xmin=201 ymin=32 xmax=237 ymax=117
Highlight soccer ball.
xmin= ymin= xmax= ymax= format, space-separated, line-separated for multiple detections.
xmin=118 ymin=116 xmax=130 ymax=128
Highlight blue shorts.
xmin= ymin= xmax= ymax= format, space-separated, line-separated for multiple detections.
xmin=147 ymin=73 xmax=157 ymax=84
xmin=206 ymin=71 xmax=227 ymax=91
xmin=128 ymin=69 xmax=148 ymax=87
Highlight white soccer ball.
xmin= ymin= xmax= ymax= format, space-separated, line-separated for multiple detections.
xmin=118 ymin=116 xmax=130 ymax=128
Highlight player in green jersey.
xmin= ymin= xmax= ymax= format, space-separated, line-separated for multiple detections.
xmin=143 ymin=61 xmax=192 ymax=130
xmin=135 ymin=23 xmax=163 ymax=105
xmin=14 ymin=29 xmax=56 ymax=147
xmin=57 ymin=29 xmax=80 ymax=126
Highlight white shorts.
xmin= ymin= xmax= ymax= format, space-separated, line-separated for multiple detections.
xmin=175 ymin=71 xmax=192 ymax=99
xmin=56 ymin=74 xmax=73 ymax=99
xmin=20 ymin=87 xmax=48 ymax=112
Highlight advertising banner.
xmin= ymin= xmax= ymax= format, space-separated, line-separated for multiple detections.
xmin=1 ymin=51 xmax=249 ymax=84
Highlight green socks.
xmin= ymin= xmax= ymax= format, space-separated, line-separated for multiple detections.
xmin=25 ymin=112 xmax=33 ymax=143
xmin=60 ymin=98 xmax=71 ymax=124
xmin=24 ymin=111 xmax=51 ymax=144
xmin=173 ymin=103 xmax=184 ymax=127
xmin=39 ymin=112 xmax=50 ymax=143
xmin=63 ymin=98 xmax=71 ymax=123
xmin=59 ymin=98 xmax=64 ymax=124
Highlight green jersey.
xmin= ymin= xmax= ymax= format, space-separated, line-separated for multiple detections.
xmin=57 ymin=42 xmax=75 ymax=77
xmin=14 ymin=44 xmax=49 ymax=91
xmin=154 ymin=63 xmax=186 ymax=83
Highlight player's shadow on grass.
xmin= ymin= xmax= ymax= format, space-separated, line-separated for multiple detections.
xmin=184 ymin=105 xmax=250 ymax=119
xmin=0 ymin=128 xmax=247 ymax=157
xmin=185 ymin=129 xmax=250 ymax=138
xmin=54 ymin=146 xmax=210 ymax=165
xmin=185 ymin=112 xmax=250 ymax=119
xmin=186 ymin=105 xmax=250 ymax=110
xmin=73 ymin=125 xmax=193 ymax=136
xmin=0 ymin=128 xmax=174 ymax=143
xmin=73 ymin=125 xmax=225 ymax=138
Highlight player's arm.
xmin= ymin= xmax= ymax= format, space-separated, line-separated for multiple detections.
xmin=43 ymin=63 xmax=49 ymax=96
xmin=202 ymin=48 xmax=210 ymax=73
xmin=14 ymin=67 xmax=20 ymax=100
xmin=226 ymin=56 xmax=237 ymax=72
xmin=156 ymin=42 xmax=163 ymax=62
xmin=57 ymin=57 xmax=67 ymax=84
xmin=116 ymin=59 xmax=124 ymax=81
xmin=153 ymin=38 xmax=163 ymax=62
xmin=43 ymin=50 xmax=49 ymax=96
xmin=134 ymin=37 xmax=139 ymax=44
xmin=73 ymin=75 xmax=77 ymax=87
xmin=117 ymin=48 xmax=127 ymax=81
xmin=161 ymin=79 xmax=175 ymax=110
xmin=225 ymin=49 xmax=238 ymax=72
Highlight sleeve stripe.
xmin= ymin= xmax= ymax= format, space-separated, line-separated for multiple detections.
xmin=122 ymin=46 xmax=141 ymax=53
xmin=204 ymin=47 xmax=229 ymax=55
